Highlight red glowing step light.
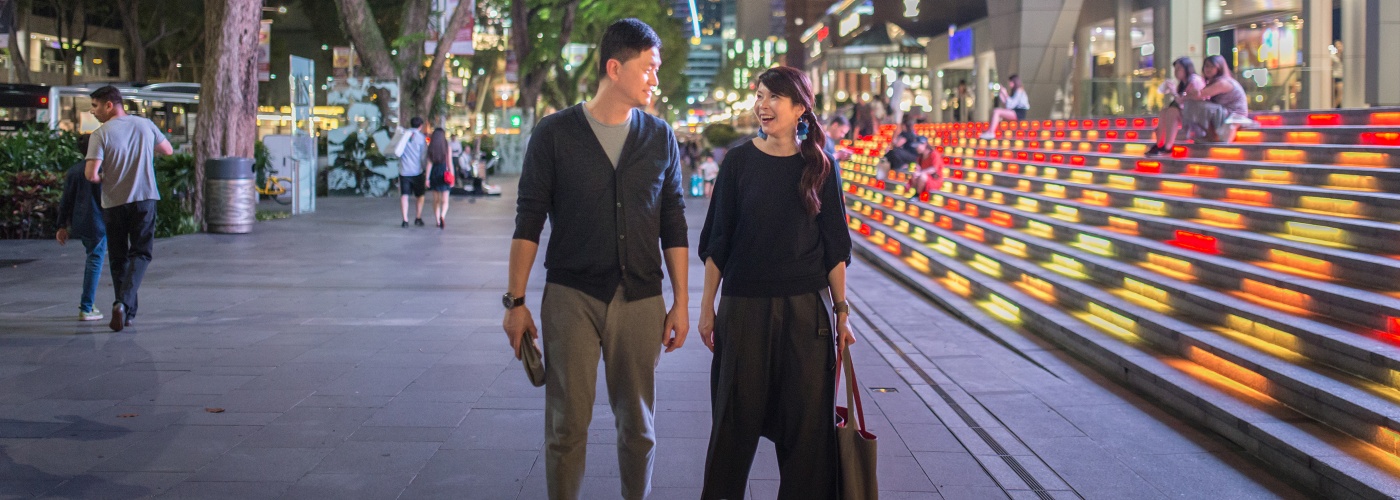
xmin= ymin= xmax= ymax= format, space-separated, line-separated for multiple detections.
xmin=1172 ymin=230 xmax=1219 ymax=254
xmin=1136 ymin=161 xmax=1161 ymax=173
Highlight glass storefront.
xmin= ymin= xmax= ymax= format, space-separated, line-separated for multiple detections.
xmin=1080 ymin=9 xmax=1160 ymax=117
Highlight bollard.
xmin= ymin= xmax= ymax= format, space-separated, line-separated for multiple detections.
xmin=205 ymin=157 xmax=256 ymax=234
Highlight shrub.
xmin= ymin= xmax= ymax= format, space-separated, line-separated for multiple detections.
xmin=0 ymin=170 xmax=63 ymax=239
xmin=154 ymin=154 xmax=198 ymax=238
xmin=0 ymin=126 xmax=83 ymax=174
xmin=702 ymin=124 xmax=742 ymax=150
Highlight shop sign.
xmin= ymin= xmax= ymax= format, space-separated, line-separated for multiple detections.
xmin=839 ymin=13 xmax=860 ymax=37
xmin=949 ymin=28 xmax=973 ymax=61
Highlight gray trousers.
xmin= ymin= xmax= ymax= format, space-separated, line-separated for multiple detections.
xmin=541 ymin=284 xmax=666 ymax=500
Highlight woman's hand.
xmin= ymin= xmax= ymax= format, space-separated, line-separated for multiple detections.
xmin=836 ymin=312 xmax=855 ymax=353
xmin=698 ymin=307 xmax=717 ymax=353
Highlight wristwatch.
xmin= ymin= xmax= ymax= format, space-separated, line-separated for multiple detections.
xmin=502 ymin=293 xmax=525 ymax=310
xmin=832 ymin=300 xmax=850 ymax=315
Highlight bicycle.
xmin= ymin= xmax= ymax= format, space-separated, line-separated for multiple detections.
xmin=256 ymin=175 xmax=293 ymax=205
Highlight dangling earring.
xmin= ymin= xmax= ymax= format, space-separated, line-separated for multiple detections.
xmin=796 ymin=119 xmax=809 ymax=141
xmin=757 ymin=127 xmax=768 ymax=140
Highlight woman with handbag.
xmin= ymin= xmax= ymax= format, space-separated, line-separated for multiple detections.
xmin=697 ymin=66 xmax=854 ymax=500
xmin=426 ymin=127 xmax=454 ymax=229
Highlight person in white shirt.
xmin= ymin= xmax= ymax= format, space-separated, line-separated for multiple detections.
xmin=979 ymin=74 xmax=1029 ymax=140
xmin=698 ymin=150 xmax=719 ymax=198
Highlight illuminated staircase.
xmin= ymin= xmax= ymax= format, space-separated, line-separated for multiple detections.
xmin=842 ymin=109 xmax=1400 ymax=498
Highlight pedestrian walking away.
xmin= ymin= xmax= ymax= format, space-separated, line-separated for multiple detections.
xmin=504 ymin=18 xmax=690 ymax=500
xmin=58 ymin=134 xmax=107 ymax=322
xmin=427 ymin=127 xmax=453 ymax=228
xmin=398 ymin=117 xmax=430 ymax=227
xmin=697 ymin=66 xmax=854 ymax=500
xmin=84 ymin=85 xmax=173 ymax=332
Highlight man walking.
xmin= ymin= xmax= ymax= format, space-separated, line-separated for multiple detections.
xmin=503 ymin=18 xmax=689 ymax=500
xmin=398 ymin=117 xmax=429 ymax=227
xmin=84 ymin=85 xmax=172 ymax=332
xmin=58 ymin=134 xmax=107 ymax=322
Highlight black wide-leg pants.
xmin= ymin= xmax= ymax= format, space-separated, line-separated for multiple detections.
xmin=701 ymin=291 xmax=839 ymax=500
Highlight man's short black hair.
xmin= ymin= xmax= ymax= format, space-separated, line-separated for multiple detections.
xmin=598 ymin=18 xmax=662 ymax=78
xmin=828 ymin=114 xmax=849 ymax=127
xmin=90 ymin=85 xmax=123 ymax=107
xmin=409 ymin=117 xmax=424 ymax=129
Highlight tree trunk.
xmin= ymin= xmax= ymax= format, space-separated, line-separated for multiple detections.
xmin=193 ymin=0 xmax=260 ymax=230
xmin=331 ymin=0 xmax=395 ymax=80
xmin=417 ymin=0 xmax=472 ymax=122
xmin=394 ymin=0 xmax=429 ymax=125
xmin=512 ymin=0 xmax=578 ymax=119
xmin=5 ymin=0 xmax=29 ymax=83
xmin=116 ymin=0 xmax=142 ymax=82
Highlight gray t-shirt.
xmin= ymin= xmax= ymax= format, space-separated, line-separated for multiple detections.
xmin=399 ymin=129 xmax=427 ymax=176
xmin=86 ymin=115 xmax=165 ymax=208
xmin=582 ymin=104 xmax=633 ymax=168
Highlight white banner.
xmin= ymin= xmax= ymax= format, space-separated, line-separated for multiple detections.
xmin=258 ymin=20 xmax=272 ymax=82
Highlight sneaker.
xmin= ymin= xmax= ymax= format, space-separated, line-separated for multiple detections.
xmin=401 ymin=221 xmax=410 ymax=228
xmin=1144 ymin=145 xmax=1168 ymax=157
xmin=979 ymin=131 xmax=995 ymax=140
xmin=414 ymin=218 xmax=425 ymax=227
xmin=1225 ymin=114 xmax=1259 ymax=127
xmin=79 ymin=309 xmax=104 ymax=321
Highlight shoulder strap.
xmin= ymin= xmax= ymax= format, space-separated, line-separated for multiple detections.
xmin=835 ymin=346 xmax=869 ymax=432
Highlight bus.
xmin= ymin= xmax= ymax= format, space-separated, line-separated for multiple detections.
xmin=0 ymin=82 xmax=201 ymax=150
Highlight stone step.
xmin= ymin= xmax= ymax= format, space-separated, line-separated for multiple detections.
xmin=940 ymin=165 xmax=1400 ymax=253
xmin=938 ymin=151 xmax=1400 ymax=221
xmin=843 ymin=176 xmax=1400 ymax=389
xmin=846 ymin=216 xmax=1400 ymax=499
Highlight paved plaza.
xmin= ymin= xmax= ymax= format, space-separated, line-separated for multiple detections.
xmin=0 ymin=184 xmax=1307 ymax=499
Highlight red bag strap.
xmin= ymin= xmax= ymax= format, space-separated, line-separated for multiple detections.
xmin=835 ymin=346 xmax=868 ymax=432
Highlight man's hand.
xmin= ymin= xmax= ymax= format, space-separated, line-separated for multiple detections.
xmin=502 ymin=306 xmax=538 ymax=360
xmin=55 ymin=228 xmax=69 ymax=246
xmin=836 ymin=313 xmax=856 ymax=354
xmin=662 ymin=302 xmax=689 ymax=353
xmin=698 ymin=307 xmax=716 ymax=353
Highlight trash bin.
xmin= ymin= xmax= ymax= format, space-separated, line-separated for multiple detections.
xmin=205 ymin=157 xmax=255 ymax=234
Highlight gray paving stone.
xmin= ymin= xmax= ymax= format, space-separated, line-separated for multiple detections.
xmin=398 ymin=449 xmax=536 ymax=498
xmin=154 ymin=480 xmax=293 ymax=499
xmin=282 ymin=473 xmax=416 ymax=500
xmin=36 ymin=471 xmax=190 ymax=499
xmin=88 ymin=425 xmax=258 ymax=473
xmin=310 ymin=441 xmax=441 ymax=474
xmin=0 ymin=189 xmax=1309 ymax=499
xmin=347 ymin=425 xmax=455 ymax=443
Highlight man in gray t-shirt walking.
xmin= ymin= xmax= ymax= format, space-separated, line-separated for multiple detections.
xmin=84 ymin=85 xmax=173 ymax=332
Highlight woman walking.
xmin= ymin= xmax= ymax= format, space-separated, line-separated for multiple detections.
xmin=427 ymin=127 xmax=453 ymax=228
xmin=697 ymin=66 xmax=854 ymax=500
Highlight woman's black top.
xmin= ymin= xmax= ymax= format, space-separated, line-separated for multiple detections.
xmin=698 ymin=141 xmax=853 ymax=297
